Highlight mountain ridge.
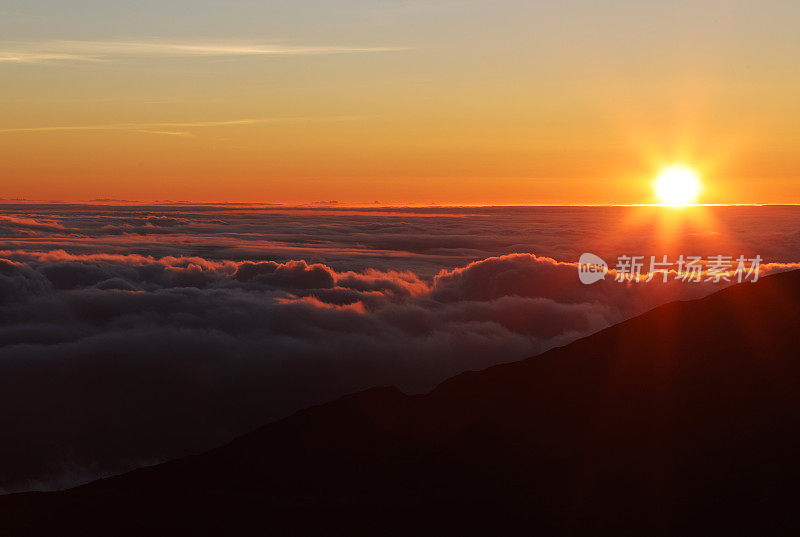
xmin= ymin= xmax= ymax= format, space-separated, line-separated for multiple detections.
xmin=3 ymin=269 xmax=800 ymax=535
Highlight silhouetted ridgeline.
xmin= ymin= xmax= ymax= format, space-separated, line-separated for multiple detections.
xmin=3 ymin=270 xmax=800 ymax=536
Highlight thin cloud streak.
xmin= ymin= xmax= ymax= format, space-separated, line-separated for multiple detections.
xmin=0 ymin=53 xmax=106 ymax=64
xmin=0 ymin=39 xmax=407 ymax=64
xmin=0 ymin=116 xmax=371 ymax=137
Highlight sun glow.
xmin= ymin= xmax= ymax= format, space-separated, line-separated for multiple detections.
xmin=654 ymin=165 xmax=703 ymax=206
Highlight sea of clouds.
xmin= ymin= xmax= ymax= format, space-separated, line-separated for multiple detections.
xmin=1 ymin=203 xmax=799 ymax=492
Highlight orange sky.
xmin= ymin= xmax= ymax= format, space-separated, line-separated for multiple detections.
xmin=1 ymin=1 xmax=799 ymax=205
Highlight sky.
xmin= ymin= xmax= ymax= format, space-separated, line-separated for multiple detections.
xmin=1 ymin=1 xmax=799 ymax=204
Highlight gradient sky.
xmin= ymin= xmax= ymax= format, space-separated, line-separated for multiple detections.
xmin=1 ymin=0 xmax=798 ymax=204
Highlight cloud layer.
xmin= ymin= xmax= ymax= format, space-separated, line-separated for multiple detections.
xmin=1 ymin=204 xmax=799 ymax=492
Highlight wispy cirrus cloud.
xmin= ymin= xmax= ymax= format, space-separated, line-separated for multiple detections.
xmin=0 ymin=52 xmax=106 ymax=64
xmin=0 ymin=39 xmax=406 ymax=64
xmin=0 ymin=116 xmax=370 ymax=137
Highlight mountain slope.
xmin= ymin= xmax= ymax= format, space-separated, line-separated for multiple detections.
xmin=3 ymin=270 xmax=800 ymax=535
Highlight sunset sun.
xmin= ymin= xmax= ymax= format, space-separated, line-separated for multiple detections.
xmin=654 ymin=165 xmax=703 ymax=206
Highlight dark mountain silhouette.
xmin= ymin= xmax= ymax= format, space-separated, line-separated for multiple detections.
xmin=3 ymin=270 xmax=800 ymax=536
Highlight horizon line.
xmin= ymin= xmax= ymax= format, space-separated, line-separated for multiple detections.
xmin=0 ymin=200 xmax=795 ymax=209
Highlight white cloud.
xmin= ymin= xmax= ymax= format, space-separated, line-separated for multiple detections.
xmin=0 ymin=39 xmax=406 ymax=64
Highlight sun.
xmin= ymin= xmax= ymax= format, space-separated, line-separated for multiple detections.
xmin=653 ymin=164 xmax=702 ymax=206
